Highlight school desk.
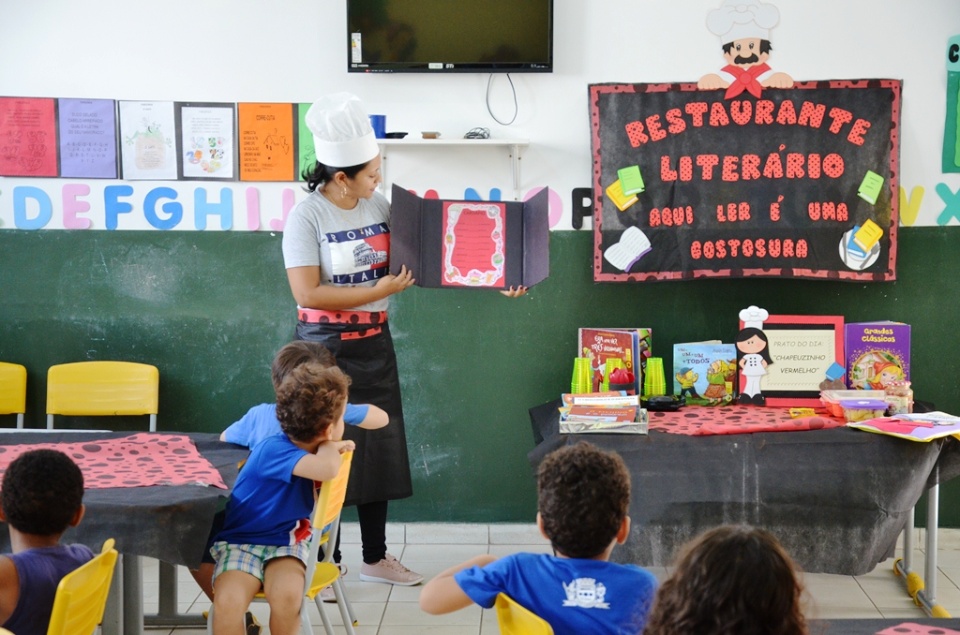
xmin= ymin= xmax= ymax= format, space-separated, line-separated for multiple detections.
xmin=0 ymin=430 xmax=247 ymax=635
xmin=529 ymin=401 xmax=960 ymax=578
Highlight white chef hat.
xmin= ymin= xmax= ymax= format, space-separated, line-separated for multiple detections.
xmin=706 ymin=0 xmax=780 ymax=45
xmin=304 ymin=92 xmax=380 ymax=168
xmin=739 ymin=305 xmax=769 ymax=330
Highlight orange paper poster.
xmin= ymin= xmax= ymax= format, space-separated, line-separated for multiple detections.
xmin=441 ymin=201 xmax=507 ymax=288
xmin=238 ymin=102 xmax=296 ymax=181
xmin=0 ymin=97 xmax=59 ymax=177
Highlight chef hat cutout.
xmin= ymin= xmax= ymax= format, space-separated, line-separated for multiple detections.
xmin=739 ymin=305 xmax=769 ymax=330
xmin=305 ymin=92 xmax=380 ymax=168
xmin=706 ymin=0 xmax=781 ymax=45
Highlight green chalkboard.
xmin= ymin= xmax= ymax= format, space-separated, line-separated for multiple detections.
xmin=1 ymin=228 xmax=958 ymax=525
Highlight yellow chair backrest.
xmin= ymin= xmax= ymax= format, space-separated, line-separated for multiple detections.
xmin=0 ymin=362 xmax=27 ymax=428
xmin=46 ymin=361 xmax=159 ymax=431
xmin=315 ymin=450 xmax=354 ymax=537
xmin=47 ymin=538 xmax=119 ymax=635
xmin=495 ymin=593 xmax=554 ymax=635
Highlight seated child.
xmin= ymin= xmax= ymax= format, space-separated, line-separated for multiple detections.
xmin=419 ymin=441 xmax=658 ymax=635
xmin=642 ymin=524 xmax=808 ymax=635
xmin=220 ymin=340 xmax=388 ymax=448
xmin=0 ymin=449 xmax=94 ymax=635
xmin=210 ymin=362 xmax=355 ymax=635
xmin=193 ymin=340 xmax=388 ymax=605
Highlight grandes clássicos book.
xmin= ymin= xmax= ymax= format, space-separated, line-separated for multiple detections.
xmin=844 ymin=321 xmax=910 ymax=390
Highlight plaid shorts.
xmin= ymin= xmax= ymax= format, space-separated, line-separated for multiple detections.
xmin=211 ymin=540 xmax=310 ymax=583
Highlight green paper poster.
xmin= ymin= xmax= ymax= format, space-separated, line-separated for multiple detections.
xmin=943 ymin=35 xmax=960 ymax=173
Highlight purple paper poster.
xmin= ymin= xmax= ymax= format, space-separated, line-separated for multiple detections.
xmin=58 ymin=98 xmax=118 ymax=178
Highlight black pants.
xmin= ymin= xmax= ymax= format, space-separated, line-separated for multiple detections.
xmin=331 ymin=500 xmax=389 ymax=564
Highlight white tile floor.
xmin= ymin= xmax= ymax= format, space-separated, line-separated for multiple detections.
xmin=146 ymin=524 xmax=960 ymax=634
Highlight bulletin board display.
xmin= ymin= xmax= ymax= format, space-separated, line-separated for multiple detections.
xmin=589 ymin=80 xmax=902 ymax=283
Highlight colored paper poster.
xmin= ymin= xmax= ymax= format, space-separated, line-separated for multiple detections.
xmin=589 ymin=80 xmax=902 ymax=282
xmin=118 ymin=100 xmax=178 ymax=180
xmin=58 ymin=98 xmax=118 ymax=179
xmin=297 ymin=102 xmax=315 ymax=181
xmin=0 ymin=96 xmax=58 ymax=177
xmin=176 ymin=102 xmax=237 ymax=180
xmin=943 ymin=35 xmax=960 ymax=173
xmin=440 ymin=201 xmax=507 ymax=288
xmin=238 ymin=102 xmax=296 ymax=182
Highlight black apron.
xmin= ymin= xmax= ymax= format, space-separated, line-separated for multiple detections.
xmin=296 ymin=319 xmax=413 ymax=506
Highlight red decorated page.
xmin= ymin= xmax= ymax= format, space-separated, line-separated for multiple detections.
xmin=0 ymin=97 xmax=58 ymax=176
xmin=441 ymin=201 xmax=506 ymax=288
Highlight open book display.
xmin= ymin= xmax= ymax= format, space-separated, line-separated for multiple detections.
xmin=389 ymin=184 xmax=550 ymax=290
xmin=559 ymin=392 xmax=648 ymax=434
xmin=845 ymin=411 xmax=960 ymax=442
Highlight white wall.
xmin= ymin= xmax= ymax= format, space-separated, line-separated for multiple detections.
xmin=1 ymin=0 xmax=958 ymax=229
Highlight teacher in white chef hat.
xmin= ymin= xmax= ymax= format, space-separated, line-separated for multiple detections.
xmin=281 ymin=91 xmax=425 ymax=587
xmin=697 ymin=0 xmax=793 ymax=97
xmin=281 ymin=92 xmax=527 ymax=589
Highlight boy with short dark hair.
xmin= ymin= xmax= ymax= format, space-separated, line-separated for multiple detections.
xmin=210 ymin=362 xmax=355 ymax=635
xmin=419 ymin=441 xmax=658 ymax=635
xmin=0 ymin=449 xmax=94 ymax=635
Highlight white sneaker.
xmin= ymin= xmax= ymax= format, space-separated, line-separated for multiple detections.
xmin=358 ymin=553 xmax=423 ymax=586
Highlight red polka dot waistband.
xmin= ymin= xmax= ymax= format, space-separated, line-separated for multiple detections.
xmin=297 ymin=308 xmax=387 ymax=325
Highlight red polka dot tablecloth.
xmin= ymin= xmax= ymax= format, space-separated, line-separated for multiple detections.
xmin=647 ymin=405 xmax=845 ymax=436
xmin=0 ymin=432 xmax=228 ymax=489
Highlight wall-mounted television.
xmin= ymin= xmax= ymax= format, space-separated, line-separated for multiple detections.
xmin=347 ymin=0 xmax=553 ymax=73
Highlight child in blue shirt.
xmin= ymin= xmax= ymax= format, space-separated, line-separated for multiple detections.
xmin=193 ymin=341 xmax=388 ymax=606
xmin=0 ymin=449 xmax=94 ymax=635
xmin=210 ymin=362 xmax=354 ymax=635
xmin=420 ymin=441 xmax=658 ymax=635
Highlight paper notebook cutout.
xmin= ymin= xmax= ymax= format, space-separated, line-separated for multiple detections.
xmin=858 ymin=170 xmax=884 ymax=204
xmin=617 ymin=165 xmax=645 ymax=195
xmin=605 ymin=179 xmax=638 ymax=211
xmin=853 ymin=218 xmax=883 ymax=252
xmin=604 ymin=226 xmax=651 ymax=271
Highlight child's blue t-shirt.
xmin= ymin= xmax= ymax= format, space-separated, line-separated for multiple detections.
xmin=454 ymin=552 xmax=657 ymax=635
xmin=214 ymin=432 xmax=314 ymax=546
xmin=222 ymin=402 xmax=369 ymax=448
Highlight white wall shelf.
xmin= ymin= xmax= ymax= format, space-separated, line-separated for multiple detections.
xmin=377 ymin=138 xmax=530 ymax=200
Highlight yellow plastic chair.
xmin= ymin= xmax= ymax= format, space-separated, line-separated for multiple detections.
xmin=46 ymin=361 xmax=159 ymax=431
xmin=0 ymin=362 xmax=27 ymax=428
xmin=47 ymin=538 xmax=119 ymax=635
xmin=208 ymin=451 xmax=357 ymax=635
xmin=495 ymin=593 xmax=554 ymax=635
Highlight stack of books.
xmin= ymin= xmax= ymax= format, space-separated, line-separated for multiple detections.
xmin=558 ymin=391 xmax=648 ymax=435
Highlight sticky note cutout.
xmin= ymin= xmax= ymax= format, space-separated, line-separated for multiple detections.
xmin=617 ymin=165 xmax=645 ymax=195
xmin=825 ymin=362 xmax=845 ymax=381
xmin=853 ymin=219 xmax=883 ymax=252
xmin=605 ymin=179 xmax=638 ymax=211
xmin=858 ymin=170 xmax=884 ymax=205
xmin=603 ymin=226 xmax=651 ymax=271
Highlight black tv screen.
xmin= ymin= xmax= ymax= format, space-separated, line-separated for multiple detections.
xmin=347 ymin=0 xmax=553 ymax=73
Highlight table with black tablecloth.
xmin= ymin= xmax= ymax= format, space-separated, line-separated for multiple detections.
xmin=529 ymin=401 xmax=960 ymax=576
xmin=0 ymin=431 xmax=248 ymax=635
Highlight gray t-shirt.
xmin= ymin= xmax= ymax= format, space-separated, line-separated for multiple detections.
xmin=281 ymin=190 xmax=392 ymax=313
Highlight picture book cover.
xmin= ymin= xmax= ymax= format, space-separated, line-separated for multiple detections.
xmin=672 ymin=341 xmax=738 ymax=406
xmin=845 ymin=321 xmax=911 ymax=390
xmin=577 ymin=328 xmax=652 ymax=394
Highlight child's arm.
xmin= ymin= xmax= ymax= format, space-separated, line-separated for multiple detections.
xmin=0 ymin=555 xmax=18 ymax=623
xmin=292 ymin=440 xmax=356 ymax=482
xmin=354 ymin=404 xmax=389 ymax=430
xmin=419 ymin=554 xmax=497 ymax=614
